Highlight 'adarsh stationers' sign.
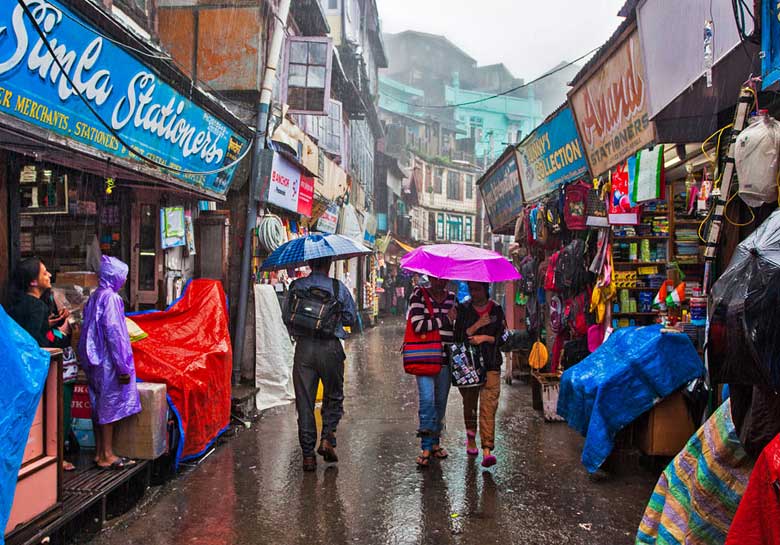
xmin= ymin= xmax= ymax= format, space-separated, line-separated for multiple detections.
xmin=569 ymin=29 xmax=655 ymax=177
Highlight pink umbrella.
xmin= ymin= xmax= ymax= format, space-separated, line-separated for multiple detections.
xmin=400 ymin=244 xmax=520 ymax=282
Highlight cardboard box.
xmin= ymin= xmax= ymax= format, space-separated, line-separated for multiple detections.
xmin=54 ymin=271 xmax=98 ymax=289
xmin=639 ymin=391 xmax=695 ymax=456
xmin=113 ymin=382 xmax=168 ymax=460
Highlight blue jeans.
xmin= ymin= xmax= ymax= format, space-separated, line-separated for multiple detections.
xmin=416 ymin=364 xmax=451 ymax=451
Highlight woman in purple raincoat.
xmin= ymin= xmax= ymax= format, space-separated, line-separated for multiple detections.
xmin=78 ymin=256 xmax=141 ymax=470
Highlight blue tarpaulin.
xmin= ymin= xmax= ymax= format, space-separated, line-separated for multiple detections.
xmin=0 ymin=305 xmax=50 ymax=542
xmin=557 ymin=325 xmax=705 ymax=473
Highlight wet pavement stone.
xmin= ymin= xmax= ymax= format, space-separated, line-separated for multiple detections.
xmin=84 ymin=318 xmax=657 ymax=545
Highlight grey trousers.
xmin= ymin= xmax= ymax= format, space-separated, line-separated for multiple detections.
xmin=293 ymin=336 xmax=346 ymax=456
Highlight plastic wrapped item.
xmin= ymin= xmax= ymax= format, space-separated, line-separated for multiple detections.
xmin=557 ymin=325 xmax=704 ymax=473
xmin=709 ymin=209 xmax=780 ymax=390
xmin=113 ymin=382 xmax=168 ymax=460
xmin=0 ymin=305 xmax=50 ymax=536
xmin=735 ymin=111 xmax=780 ymax=207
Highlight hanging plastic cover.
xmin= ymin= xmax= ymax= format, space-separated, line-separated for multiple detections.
xmin=709 ymin=208 xmax=780 ymax=390
xmin=129 ymin=280 xmax=232 ymax=464
xmin=557 ymin=325 xmax=704 ymax=473
xmin=0 ymin=305 xmax=50 ymax=539
xmin=734 ymin=111 xmax=780 ymax=207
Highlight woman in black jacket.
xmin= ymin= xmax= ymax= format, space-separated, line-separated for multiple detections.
xmin=452 ymin=282 xmax=506 ymax=468
xmin=8 ymin=257 xmax=76 ymax=471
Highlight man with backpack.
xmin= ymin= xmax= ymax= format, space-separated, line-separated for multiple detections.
xmin=283 ymin=256 xmax=357 ymax=472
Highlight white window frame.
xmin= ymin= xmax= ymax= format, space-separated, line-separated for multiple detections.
xmin=283 ymin=36 xmax=333 ymax=116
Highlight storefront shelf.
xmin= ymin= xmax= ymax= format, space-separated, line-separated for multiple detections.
xmin=613 ymin=312 xmax=659 ymax=317
xmin=613 ymin=236 xmax=669 ymax=240
xmin=613 ymin=261 xmax=667 ymax=266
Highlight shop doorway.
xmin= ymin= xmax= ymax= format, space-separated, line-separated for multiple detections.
xmin=130 ymin=197 xmax=160 ymax=310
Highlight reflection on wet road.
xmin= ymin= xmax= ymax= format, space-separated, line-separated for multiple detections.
xmin=86 ymin=319 xmax=656 ymax=545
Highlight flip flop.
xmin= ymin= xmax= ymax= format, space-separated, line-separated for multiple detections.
xmin=63 ymin=461 xmax=76 ymax=472
xmin=432 ymin=446 xmax=449 ymax=459
xmin=416 ymin=454 xmax=431 ymax=468
xmin=98 ymin=457 xmax=137 ymax=471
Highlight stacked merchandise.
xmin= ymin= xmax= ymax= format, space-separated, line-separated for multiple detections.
xmin=675 ymin=228 xmax=700 ymax=263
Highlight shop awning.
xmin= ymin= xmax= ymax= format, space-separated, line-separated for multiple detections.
xmin=394 ymin=238 xmax=416 ymax=253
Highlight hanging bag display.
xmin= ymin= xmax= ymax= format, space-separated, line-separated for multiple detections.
xmin=630 ymin=145 xmax=665 ymax=204
xmin=402 ymin=289 xmax=443 ymax=376
xmin=586 ymin=178 xmax=609 ymax=227
xmin=608 ymin=163 xmax=640 ymax=225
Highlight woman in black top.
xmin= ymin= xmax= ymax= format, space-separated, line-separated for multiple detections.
xmin=452 ymin=281 xmax=506 ymax=468
xmin=8 ymin=257 xmax=76 ymax=471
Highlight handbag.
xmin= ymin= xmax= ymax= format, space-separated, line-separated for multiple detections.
xmin=448 ymin=342 xmax=485 ymax=388
xmin=402 ymin=289 xmax=443 ymax=376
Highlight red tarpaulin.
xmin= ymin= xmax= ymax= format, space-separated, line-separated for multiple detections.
xmin=129 ymin=280 xmax=232 ymax=463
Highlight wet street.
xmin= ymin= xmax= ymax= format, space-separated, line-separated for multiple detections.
xmin=87 ymin=319 xmax=656 ymax=545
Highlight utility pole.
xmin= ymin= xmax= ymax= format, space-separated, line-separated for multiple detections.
xmin=233 ymin=0 xmax=293 ymax=383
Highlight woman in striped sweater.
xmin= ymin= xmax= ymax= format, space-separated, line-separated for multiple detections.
xmin=407 ymin=276 xmax=456 ymax=467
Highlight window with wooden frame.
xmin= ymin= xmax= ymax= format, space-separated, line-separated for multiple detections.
xmin=465 ymin=216 xmax=473 ymax=241
xmin=284 ymin=37 xmax=333 ymax=115
xmin=322 ymin=100 xmax=343 ymax=156
xmin=465 ymin=174 xmax=474 ymax=199
xmin=436 ymin=213 xmax=445 ymax=240
xmin=434 ymin=168 xmax=443 ymax=194
xmin=446 ymin=171 xmax=462 ymax=201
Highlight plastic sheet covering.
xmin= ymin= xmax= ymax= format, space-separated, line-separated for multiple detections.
xmin=0 ymin=305 xmax=50 ymax=541
xmin=735 ymin=113 xmax=780 ymax=207
xmin=129 ymin=280 xmax=232 ymax=463
xmin=254 ymin=285 xmax=295 ymax=411
xmin=557 ymin=325 xmax=705 ymax=473
xmin=709 ymin=208 xmax=780 ymax=390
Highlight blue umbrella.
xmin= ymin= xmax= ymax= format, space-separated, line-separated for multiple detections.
xmin=260 ymin=234 xmax=371 ymax=270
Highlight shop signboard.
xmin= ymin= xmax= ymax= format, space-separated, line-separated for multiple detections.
xmin=569 ymin=30 xmax=655 ymax=177
xmin=317 ymin=202 xmax=339 ymax=234
xmin=363 ymin=214 xmax=377 ymax=248
xmin=267 ymin=152 xmax=314 ymax=217
xmin=763 ymin=0 xmax=780 ymax=88
xmin=477 ymin=147 xmax=523 ymax=233
xmin=516 ymin=106 xmax=588 ymax=202
xmin=0 ymin=0 xmax=248 ymax=196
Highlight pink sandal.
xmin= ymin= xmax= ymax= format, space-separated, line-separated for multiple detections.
xmin=481 ymin=454 xmax=497 ymax=468
xmin=466 ymin=431 xmax=478 ymax=457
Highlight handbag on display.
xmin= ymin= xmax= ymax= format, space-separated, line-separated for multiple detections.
xmin=586 ymin=178 xmax=609 ymax=227
xmin=448 ymin=342 xmax=485 ymax=388
xmin=402 ymin=289 xmax=443 ymax=376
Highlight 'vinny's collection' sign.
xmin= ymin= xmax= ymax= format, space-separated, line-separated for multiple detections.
xmin=569 ymin=30 xmax=655 ymax=177
xmin=516 ymin=106 xmax=588 ymax=202
xmin=0 ymin=0 xmax=248 ymax=195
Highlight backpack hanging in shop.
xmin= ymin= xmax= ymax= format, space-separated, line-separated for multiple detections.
xmin=555 ymin=239 xmax=587 ymax=294
xmin=519 ymin=256 xmax=538 ymax=294
xmin=564 ymin=180 xmax=590 ymax=230
xmin=544 ymin=251 xmax=561 ymax=291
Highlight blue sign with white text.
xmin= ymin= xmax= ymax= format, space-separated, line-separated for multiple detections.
xmin=0 ymin=0 xmax=248 ymax=195
xmin=516 ymin=106 xmax=589 ymax=202
xmin=762 ymin=0 xmax=780 ymax=89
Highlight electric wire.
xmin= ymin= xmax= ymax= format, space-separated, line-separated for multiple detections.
xmin=17 ymin=0 xmax=254 ymax=177
xmin=382 ymin=46 xmax=601 ymax=110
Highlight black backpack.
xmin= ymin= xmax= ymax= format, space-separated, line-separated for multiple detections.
xmin=519 ymin=256 xmax=538 ymax=295
xmin=283 ymin=279 xmax=343 ymax=338
xmin=555 ymin=239 xmax=586 ymax=294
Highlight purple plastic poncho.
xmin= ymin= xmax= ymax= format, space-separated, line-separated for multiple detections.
xmin=77 ymin=256 xmax=141 ymax=425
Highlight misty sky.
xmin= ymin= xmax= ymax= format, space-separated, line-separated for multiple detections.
xmin=376 ymin=0 xmax=627 ymax=81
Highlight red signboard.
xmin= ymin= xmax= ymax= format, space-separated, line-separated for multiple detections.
xmin=71 ymin=383 xmax=92 ymax=419
xmin=297 ymin=176 xmax=314 ymax=217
